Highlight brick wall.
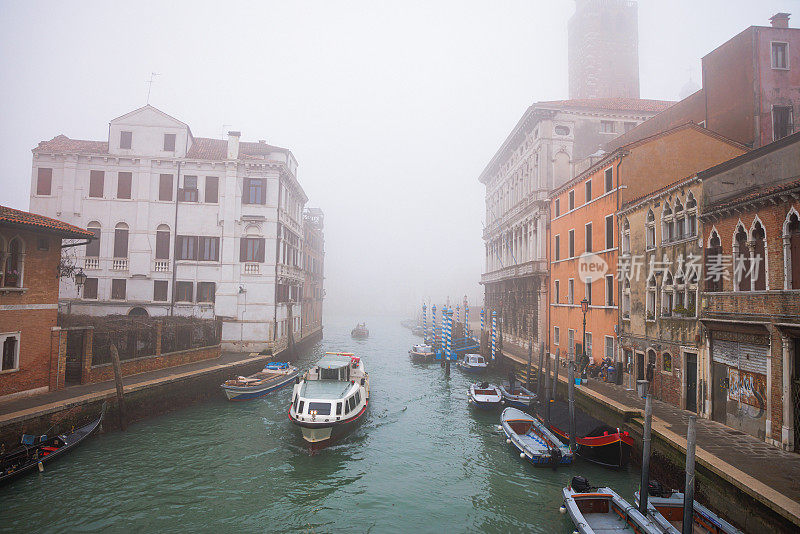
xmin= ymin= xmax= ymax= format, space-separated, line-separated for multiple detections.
xmin=85 ymin=345 xmax=221 ymax=383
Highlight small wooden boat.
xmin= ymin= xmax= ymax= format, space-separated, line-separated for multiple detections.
xmin=501 ymin=407 xmax=573 ymax=466
xmin=499 ymin=382 xmax=537 ymax=410
xmin=220 ymin=362 xmax=299 ymax=401
xmin=468 ymin=382 xmax=502 ymax=409
xmin=408 ymin=343 xmax=435 ymax=363
xmin=563 ymin=476 xmax=662 ymax=534
xmin=457 ymin=353 xmax=488 ymax=373
xmin=351 ymin=323 xmax=369 ymax=339
xmin=634 ymin=482 xmax=743 ymax=534
xmin=0 ymin=404 xmax=105 ymax=486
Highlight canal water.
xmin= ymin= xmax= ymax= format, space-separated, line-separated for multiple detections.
xmin=1 ymin=314 xmax=639 ymax=533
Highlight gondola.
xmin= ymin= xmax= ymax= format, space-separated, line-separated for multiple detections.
xmin=537 ymin=400 xmax=632 ymax=468
xmin=0 ymin=404 xmax=105 ymax=485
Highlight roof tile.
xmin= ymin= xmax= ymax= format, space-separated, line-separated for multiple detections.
xmin=0 ymin=205 xmax=94 ymax=239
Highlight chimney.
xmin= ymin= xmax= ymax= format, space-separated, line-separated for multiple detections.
xmin=770 ymin=13 xmax=790 ymax=28
xmin=227 ymin=131 xmax=241 ymax=160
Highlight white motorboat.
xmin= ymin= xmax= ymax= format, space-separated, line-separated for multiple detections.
xmin=288 ymin=352 xmax=370 ymax=444
xmin=468 ymin=382 xmax=503 ymax=409
xmin=457 ymin=353 xmax=488 ymax=373
xmin=408 ymin=343 xmax=435 ymax=362
xmin=220 ymin=362 xmax=299 ymax=401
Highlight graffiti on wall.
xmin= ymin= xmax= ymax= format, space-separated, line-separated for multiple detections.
xmin=727 ymin=368 xmax=766 ymax=409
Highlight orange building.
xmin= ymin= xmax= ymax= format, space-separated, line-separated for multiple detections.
xmin=547 ymin=123 xmax=747 ymax=367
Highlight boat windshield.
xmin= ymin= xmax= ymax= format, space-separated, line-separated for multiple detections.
xmin=308 ymin=402 xmax=332 ymax=415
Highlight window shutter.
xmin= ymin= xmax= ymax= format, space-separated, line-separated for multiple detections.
xmin=114 ymin=229 xmax=128 ymax=257
xmin=156 ymin=231 xmax=170 ymax=259
xmin=159 ymin=174 xmax=173 ymax=201
xmin=257 ymin=238 xmax=266 ymax=262
xmin=240 ymin=238 xmax=247 ymax=262
xmin=89 ymin=170 xmax=104 ymax=197
xmin=37 ymin=168 xmax=52 ymax=195
xmin=85 ymin=227 xmax=101 ymax=257
xmin=205 ymin=177 xmax=219 ymax=203
xmin=118 ymin=172 xmax=132 ymax=199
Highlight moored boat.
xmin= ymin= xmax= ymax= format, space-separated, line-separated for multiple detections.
xmin=634 ymin=482 xmax=743 ymax=534
xmin=562 ymin=476 xmax=662 ymax=534
xmin=501 ymin=407 xmax=573 ymax=467
xmin=498 ymin=382 xmax=537 ymax=410
xmin=351 ymin=323 xmax=369 ymax=339
xmin=468 ymin=382 xmax=502 ymax=409
xmin=457 ymin=353 xmax=488 ymax=373
xmin=220 ymin=362 xmax=299 ymax=401
xmin=1 ymin=404 xmax=106 ymax=486
xmin=537 ymin=400 xmax=633 ymax=468
xmin=411 ymin=325 xmax=424 ymax=337
xmin=408 ymin=343 xmax=435 ymax=363
xmin=288 ymin=352 xmax=370 ymax=444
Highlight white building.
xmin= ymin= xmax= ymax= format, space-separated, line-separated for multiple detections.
xmin=29 ymin=105 xmax=315 ymax=352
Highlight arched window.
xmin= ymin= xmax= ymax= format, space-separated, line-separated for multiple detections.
xmin=663 ymin=352 xmax=672 ymax=373
xmin=661 ymin=202 xmax=674 ymax=243
xmin=621 ymin=218 xmax=631 ymax=255
xmin=114 ymin=223 xmax=129 ymax=258
xmin=662 ymin=271 xmax=674 ymax=316
xmin=674 ymin=198 xmax=685 ymax=238
xmin=686 ymin=192 xmax=698 ymax=236
xmin=646 ymin=210 xmax=656 ymax=249
xmin=751 ymin=220 xmax=767 ymax=291
xmin=734 ymin=225 xmax=750 ymax=291
xmin=706 ymin=230 xmax=723 ymax=292
xmin=3 ymin=237 xmax=24 ymax=288
xmin=155 ymin=224 xmax=170 ymax=261
xmin=646 ymin=273 xmax=657 ymax=319
xmin=85 ymin=221 xmax=101 ymax=258
xmin=784 ymin=210 xmax=800 ymax=290
xmin=622 ymin=278 xmax=631 ymax=319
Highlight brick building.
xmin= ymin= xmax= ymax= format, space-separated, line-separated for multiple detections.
xmin=548 ymin=123 xmax=746 ymax=371
xmin=0 ymin=205 xmax=92 ymax=399
xmin=699 ymin=131 xmax=800 ymax=450
xmin=607 ymin=13 xmax=800 ymax=151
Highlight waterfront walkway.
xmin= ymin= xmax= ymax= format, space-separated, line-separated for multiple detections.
xmin=0 ymin=351 xmax=268 ymax=425
xmin=498 ymin=340 xmax=800 ymax=528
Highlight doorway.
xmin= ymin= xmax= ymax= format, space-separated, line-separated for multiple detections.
xmin=636 ymin=352 xmax=644 ymax=381
xmin=712 ymin=361 xmax=728 ymax=423
xmin=65 ymin=330 xmax=85 ymax=385
xmin=685 ymin=352 xmax=698 ymax=413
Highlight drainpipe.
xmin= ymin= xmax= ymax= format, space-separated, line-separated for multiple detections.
xmin=169 ymin=160 xmax=181 ymax=316
xmin=615 ymin=155 xmax=625 ymax=376
xmin=273 ymin=173 xmax=282 ymax=340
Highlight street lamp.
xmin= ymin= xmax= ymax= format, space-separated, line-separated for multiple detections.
xmin=74 ymin=268 xmax=87 ymax=296
xmin=580 ymin=297 xmax=589 ymax=375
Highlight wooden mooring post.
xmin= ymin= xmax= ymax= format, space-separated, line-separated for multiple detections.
xmin=638 ymin=394 xmax=653 ymax=515
xmin=682 ymin=415 xmax=697 ymax=534
xmin=110 ymin=344 xmax=127 ymax=431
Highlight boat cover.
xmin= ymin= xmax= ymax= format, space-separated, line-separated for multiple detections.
xmin=300 ymin=380 xmax=353 ymax=399
xmin=316 ymin=354 xmax=352 ymax=370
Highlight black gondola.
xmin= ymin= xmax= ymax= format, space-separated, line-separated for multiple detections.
xmin=0 ymin=404 xmax=105 ymax=485
xmin=537 ymin=400 xmax=633 ymax=469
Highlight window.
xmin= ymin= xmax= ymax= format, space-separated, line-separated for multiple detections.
xmin=646 ymin=210 xmax=656 ymax=249
xmin=605 ymin=215 xmax=613 ymax=249
xmin=159 ymin=174 xmax=173 ymax=201
xmin=773 ymin=106 xmax=794 ymax=141
xmin=674 ymin=199 xmax=685 ymax=238
xmin=623 ymin=122 xmax=636 ymax=133
xmin=240 ymin=237 xmax=266 ymax=262
xmin=1 ymin=333 xmax=20 ymax=371
xmin=663 ymin=353 xmax=672 ymax=373
xmin=163 ymin=133 xmax=176 ymax=152
xmin=117 ymin=172 xmax=132 ymax=199
xmin=662 ymin=271 xmax=674 ymax=316
xmin=554 ymin=199 xmax=560 ymax=217
xmin=554 ymin=326 xmax=560 ymax=344
xmin=308 ymin=402 xmax=332 ymax=416
xmin=605 ymin=336 xmax=614 ymax=359
xmin=772 ymin=42 xmax=788 ymax=69
xmin=155 ymin=226 xmax=170 ymax=260
xmin=706 ymin=231 xmax=723 ymax=292
xmin=180 ymin=176 xmax=198 ymax=202
xmin=37 ymin=238 xmax=49 ymax=251
xmin=154 ymin=280 xmax=168 ymax=301
xmin=197 ymin=282 xmax=216 ymax=303
xmin=37 ymin=168 xmax=52 ymax=195
xmin=86 ymin=224 xmax=101 ymax=257
xmin=176 ymin=235 xmax=197 ymax=260
xmin=585 ymin=223 xmax=593 ymax=253
xmin=111 ymin=279 xmax=126 ymax=300
xmin=569 ymin=230 xmax=575 ymax=257
xmin=621 ymin=218 xmax=630 ymax=255
xmin=2 ymin=238 xmax=22 ymax=288
xmin=555 ymin=125 xmax=570 ymax=136
xmin=734 ymin=226 xmax=750 ymax=291
xmin=243 ymin=178 xmax=266 ymax=204
xmin=662 ymin=202 xmax=674 ymax=243
xmin=568 ymin=279 xmax=574 ymax=304
xmin=205 ymin=177 xmax=219 ymax=203
xmin=605 ymin=275 xmax=614 ymax=306
xmin=604 ymin=168 xmax=613 ymax=193
xmin=585 ymin=278 xmax=592 ymax=305
xmin=788 ymin=212 xmax=800 ymax=290
xmin=646 ymin=274 xmax=657 ymax=319
xmin=600 ymin=120 xmax=615 ymax=134
xmin=554 ymin=280 xmax=560 ymax=304
xmin=568 ymin=190 xmax=575 ymax=210
xmin=198 ymin=237 xmax=220 ymax=261
xmin=622 ymin=279 xmax=631 ymax=318
xmin=585 ymin=333 xmax=592 ymax=360
xmin=568 ymin=329 xmax=575 ymax=355
xmin=336 ymin=402 xmax=342 ymax=416
xmin=114 ymin=223 xmax=129 ymax=257
xmin=175 ymin=281 xmax=193 ymax=302
xmin=554 ymin=235 xmax=560 ymax=261
xmin=82 ymin=277 xmax=98 ymax=299
xmin=585 ymin=180 xmax=592 ymax=202
xmin=120 ymin=130 xmax=132 ymax=149
xmin=752 ymin=221 xmax=767 ymax=291
xmin=89 ymin=170 xmax=104 ymax=198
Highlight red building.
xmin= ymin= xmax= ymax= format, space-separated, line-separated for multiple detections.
xmin=607 ymin=13 xmax=800 ymax=151
xmin=0 ymin=206 xmax=92 ymax=399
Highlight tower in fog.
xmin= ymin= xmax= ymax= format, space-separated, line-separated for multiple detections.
xmin=568 ymin=0 xmax=640 ymax=99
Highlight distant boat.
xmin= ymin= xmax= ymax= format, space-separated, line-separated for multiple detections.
xmin=501 ymin=407 xmax=573 ymax=467
xmin=498 ymin=383 xmax=537 ymax=410
xmin=351 ymin=323 xmax=369 ymax=339
xmin=563 ymin=476 xmax=662 ymax=534
xmin=634 ymin=482 xmax=743 ymax=534
xmin=468 ymin=382 xmax=502 ymax=409
xmin=400 ymin=319 xmax=416 ymax=329
xmin=1 ymin=404 xmax=106 ymax=486
xmin=457 ymin=353 xmax=488 ymax=373
xmin=411 ymin=325 xmax=424 ymax=337
xmin=288 ymin=352 xmax=370 ymax=444
xmin=408 ymin=343 xmax=435 ymax=363
xmin=220 ymin=362 xmax=299 ymax=401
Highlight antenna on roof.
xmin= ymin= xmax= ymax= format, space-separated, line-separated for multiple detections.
xmin=146 ymin=72 xmax=160 ymax=104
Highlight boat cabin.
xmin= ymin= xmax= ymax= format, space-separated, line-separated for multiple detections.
xmin=465 ymin=354 xmax=486 ymax=366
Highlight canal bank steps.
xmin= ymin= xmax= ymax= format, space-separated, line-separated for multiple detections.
xmin=497 ymin=338 xmax=800 ymax=534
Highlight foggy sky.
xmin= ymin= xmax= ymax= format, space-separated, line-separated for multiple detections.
xmin=0 ymin=0 xmax=794 ymax=317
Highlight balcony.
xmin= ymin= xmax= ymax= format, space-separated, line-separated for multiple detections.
xmin=480 ymin=260 xmax=547 ymax=284
xmin=279 ymin=209 xmax=303 ymax=237
xmin=243 ymin=263 xmax=260 ymax=275
xmin=153 ymin=260 xmax=170 ymax=272
xmin=84 ymin=257 xmax=100 ymax=270
xmin=702 ymin=290 xmax=800 ymax=322
xmin=278 ymin=264 xmax=304 ymax=282
xmin=111 ymin=258 xmax=128 ymax=271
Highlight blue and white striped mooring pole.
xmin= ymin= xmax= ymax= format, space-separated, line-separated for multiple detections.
xmin=464 ymin=300 xmax=469 ymax=335
xmin=491 ymin=310 xmax=497 ymax=362
xmin=422 ymin=304 xmax=427 ymax=342
xmin=456 ymin=305 xmax=460 ymax=326
xmin=480 ymin=308 xmax=485 ymax=348
xmin=432 ymin=305 xmax=437 ymax=347
xmin=445 ymin=308 xmax=453 ymax=360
